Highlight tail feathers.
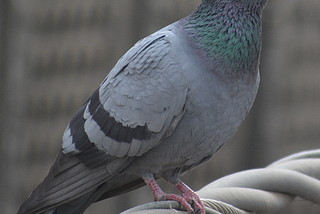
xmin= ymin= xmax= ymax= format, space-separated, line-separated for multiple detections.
xmin=17 ymin=150 xmax=111 ymax=214
xmin=45 ymin=189 xmax=99 ymax=214
xmin=43 ymin=176 xmax=146 ymax=214
xmin=17 ymin=149 xmax=147 ymax=214
xmin=44 ymin=209 xmax=55 ymax=214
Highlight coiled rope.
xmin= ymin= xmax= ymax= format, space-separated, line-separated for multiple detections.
xmin=120 ymin=149 xmax=320 ymax=214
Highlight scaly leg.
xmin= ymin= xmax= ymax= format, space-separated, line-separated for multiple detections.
xmin=175 ymin=181 xmax=206 ymax=214
xmin=143 ymin=177 xmax=205 ymax=214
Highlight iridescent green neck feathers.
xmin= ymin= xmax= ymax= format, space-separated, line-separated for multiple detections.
xmin=181 ymin=1 xmax=266 ymax=74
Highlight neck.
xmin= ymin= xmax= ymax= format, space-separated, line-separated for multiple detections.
xmin=181 ymin=1 xmax=266 ymax=75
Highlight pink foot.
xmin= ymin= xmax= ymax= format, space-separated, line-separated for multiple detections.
xmin=176 ymin=182 xmax=206 ymax=214
xmin=144 ymin=178 xmax=205 ymax=214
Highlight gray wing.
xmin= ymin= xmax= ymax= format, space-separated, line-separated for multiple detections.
xmin=62 ymin=30 xmax=189 ymax=165
xmin=18 ymin=29 xmax=190 ymax=214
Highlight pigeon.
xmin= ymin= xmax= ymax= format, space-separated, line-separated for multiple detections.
xmin=17 ymin=0 xmax=269 ymax=213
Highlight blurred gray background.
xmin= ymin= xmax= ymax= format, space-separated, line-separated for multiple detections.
xmin=1 ymin=0 xmax=320 ymax=213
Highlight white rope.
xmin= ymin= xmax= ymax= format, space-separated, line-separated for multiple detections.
xmin=120 ymin=149 xmax=320 ymax=214
xmin=267 ymin=149 xmax=320 ymax=167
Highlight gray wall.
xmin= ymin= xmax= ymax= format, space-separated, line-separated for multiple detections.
xmin=1 ymin=1 xmax=320 ymax=213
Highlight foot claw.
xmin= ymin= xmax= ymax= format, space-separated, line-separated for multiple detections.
xmin=191 ymin=200 xmax=195 ymax=209
xmin=190 ymin=200 xmax=202 ymax=214
xmin=143 ymin=177 xmax=206 ymax=214
xmin=195 ymin=209 xmax=202 ymax=214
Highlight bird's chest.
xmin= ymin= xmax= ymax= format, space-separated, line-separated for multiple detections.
xmin=173 ymin=68 xmax=260 ymax=164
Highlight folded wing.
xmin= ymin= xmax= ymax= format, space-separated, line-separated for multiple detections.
xmin=18 ymin=29 xmax=189 ymax=214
